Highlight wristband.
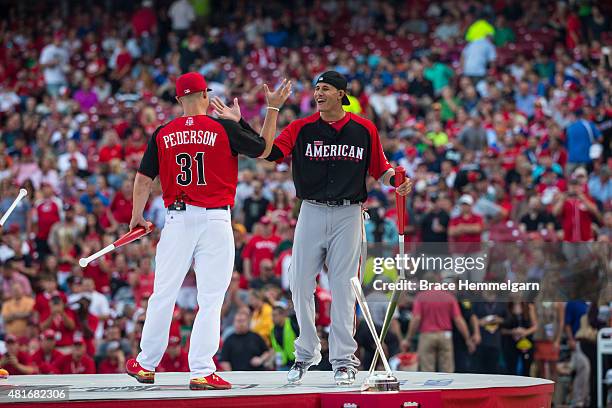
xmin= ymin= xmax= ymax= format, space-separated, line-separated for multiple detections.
xmin=389 ymin=175 xmax=396 ymax=186
xmin=267 ymin=106 xmax=280 ymax=111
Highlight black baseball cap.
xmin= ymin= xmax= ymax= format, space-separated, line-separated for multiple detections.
xmin=316 ymin=71 xmax=350 ymax=105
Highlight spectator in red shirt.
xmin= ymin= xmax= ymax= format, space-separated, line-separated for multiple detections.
xmin=131 ymin=0 xmax=157 ymax=37
xmin=39 ymin=293 xmax=76 ymax=352
xmin=33 ymin=182 xmax=62 ymax=259
xmin=448 ymin=194 xmax=484 ymax=255
xmin=34 ymin=276 xmax=67 ymax=323
xmin=110 ymin=41 xmax=132 ymax=82
xmin=0 ymin=335 xmax=37 ymax=375
xmin=53 ymin=339 xmax=96 ymax=374
xmin=30 ymin=329 xmax=64 ymax=374
xmin=501 ymin=135 xmax=521 ymax=171
xmin=91 ymin=198 xmax=118 ymax=232
xmin=565 ymin=8 xmax=581 ymax=50
xmin=130 ymin=255 xmax=154 ymax=306
xmin=553 ymin=178 xmax=601 ymax=242
xmin=98 ymin=130 xmax=124 ymax=164
xmin=97 ymin=341 xmax=126 ymax=374
xmin=110 ymin=179 xmax=133 ymax=224
xmin=242 ymin=217 xmax=281 ymax=280
xmin=71 ymin=297 xmax=99 ymax=357
xmin=124 ymin=127 xmax=148 ymax=168
xmin=536 ymin=169 xmax=566 ymax=199
xmin=404 ymin=276 xmax=475 ymax=373
xmin=158 ymin=335 xmax=189 ymax=372
xmin=545 ymin=136 xmax=568 ymax=169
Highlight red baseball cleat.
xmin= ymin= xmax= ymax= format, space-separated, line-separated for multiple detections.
xmin=189 ymin=373 xmax=232 ymax=390
xmin=126 ymin=358 xmax=155 ymax=384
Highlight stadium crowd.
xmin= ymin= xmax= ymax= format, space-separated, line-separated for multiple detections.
xmin=0 ymin=0 xmax=611 ymax=405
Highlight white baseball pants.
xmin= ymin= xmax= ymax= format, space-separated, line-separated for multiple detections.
xmin=137 ymin=204 xmax=234 ymax=378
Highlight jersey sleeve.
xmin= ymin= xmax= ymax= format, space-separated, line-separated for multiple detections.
xmin=138 ymin=126 xmax=161 ymax=179
xmin=239 ymin=118 xmax=257 ymax=134
xmin=367 ymin=124 xmax=392 ymax=179
xmin=265 ymin=145 xmax=285 ymax=162
xmin=267 ymin=120 xmax=299 ymax=160
xmin=219 ymin=119 xmax=266 ymax=158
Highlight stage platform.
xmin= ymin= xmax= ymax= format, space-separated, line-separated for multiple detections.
xmin=0 ymin=371 xmax=554 ymax=407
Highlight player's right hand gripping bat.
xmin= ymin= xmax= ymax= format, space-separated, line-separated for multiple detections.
xmin=79 ymin=222 xmax=154 ymax=267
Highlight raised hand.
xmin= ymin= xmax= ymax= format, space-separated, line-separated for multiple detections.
xmin=264 ymin=79 xmax=292 ymax=110
xmin=211 ymin=96 xmax=241 ymax=122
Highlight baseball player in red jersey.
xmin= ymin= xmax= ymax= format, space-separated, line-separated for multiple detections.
xmin=126 ymin=72 xmax=292 ymax=390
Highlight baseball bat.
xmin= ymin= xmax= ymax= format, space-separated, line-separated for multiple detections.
xmin=0 ymin=189 xmax=27 ymax=227
xmin=79 ymin=222 xmax=154 ymax=267
xmin=350 ymin=277 xmax=393 ymax=375
xmin=369 ymin=167 xmax=407 ymax=375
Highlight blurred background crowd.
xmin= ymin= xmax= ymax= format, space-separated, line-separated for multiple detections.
xmin=0 ymin=0 xmax=611 ymax=406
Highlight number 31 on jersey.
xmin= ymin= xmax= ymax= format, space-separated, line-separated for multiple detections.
xmin=176 ymin=152 xmax=206 ymax=186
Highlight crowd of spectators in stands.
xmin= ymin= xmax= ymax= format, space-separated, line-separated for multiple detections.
xmin=0 ymin=0 xmax=611 ymax=405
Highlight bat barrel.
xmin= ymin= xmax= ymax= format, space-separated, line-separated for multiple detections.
xmin=79 ymin=244 xmax=115 ymax=267
xmin=0 ymin=189 xmax=28 ymax=226
xmin=351 ymin=278 xmax=393 ymax=374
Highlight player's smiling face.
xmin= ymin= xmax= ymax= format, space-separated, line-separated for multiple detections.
xmin=314 ymin=83 xmax=343 ymax=112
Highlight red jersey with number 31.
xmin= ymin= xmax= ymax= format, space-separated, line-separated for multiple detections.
xmin=138 ymin=115 xmax=266 ymax=208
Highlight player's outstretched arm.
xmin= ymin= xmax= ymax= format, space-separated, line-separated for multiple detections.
xmin=212 ymin=80 xmax=292 ymax=159
xmin=130 ymin=173 xmax=153 ymax=231
xmin=259 ymin=79 xmax=292 ymax=158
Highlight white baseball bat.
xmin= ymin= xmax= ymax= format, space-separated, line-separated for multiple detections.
xmin=0 ymin=189 xmax=27 ymax=227
xmin=79 ymin=245 xmax=116 ymax=267
xmin=350 ymin=277 xmax=393 ymax=375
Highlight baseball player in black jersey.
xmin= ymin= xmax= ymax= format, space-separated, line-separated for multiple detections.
xmin=214 ymin=71 xmax=411 ymax=385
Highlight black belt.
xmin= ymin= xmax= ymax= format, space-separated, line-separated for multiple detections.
xmin=312 ymin=199 xmax=361 ymax=206
xmin=207 ymin=205 xmax=230 ymax=210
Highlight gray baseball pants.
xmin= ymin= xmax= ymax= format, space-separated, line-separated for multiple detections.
xmin=289 ymin=200 xmax=365 ymax=370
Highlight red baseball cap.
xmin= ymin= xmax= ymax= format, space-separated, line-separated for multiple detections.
xmin=176 ymin=72 xmax=212 ymax=97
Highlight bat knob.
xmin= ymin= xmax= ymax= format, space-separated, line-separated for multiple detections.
xmin=79 ymin=258 xmax=88 ymax=268
xmin=19 ymin=188 xmax=28 ymax=196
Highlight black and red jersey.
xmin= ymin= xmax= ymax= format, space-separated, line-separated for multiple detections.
xmin=267 ymin=112 xmax=391 ymax=202
xmin=138 ymin=116 xmax=265 ymax=208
